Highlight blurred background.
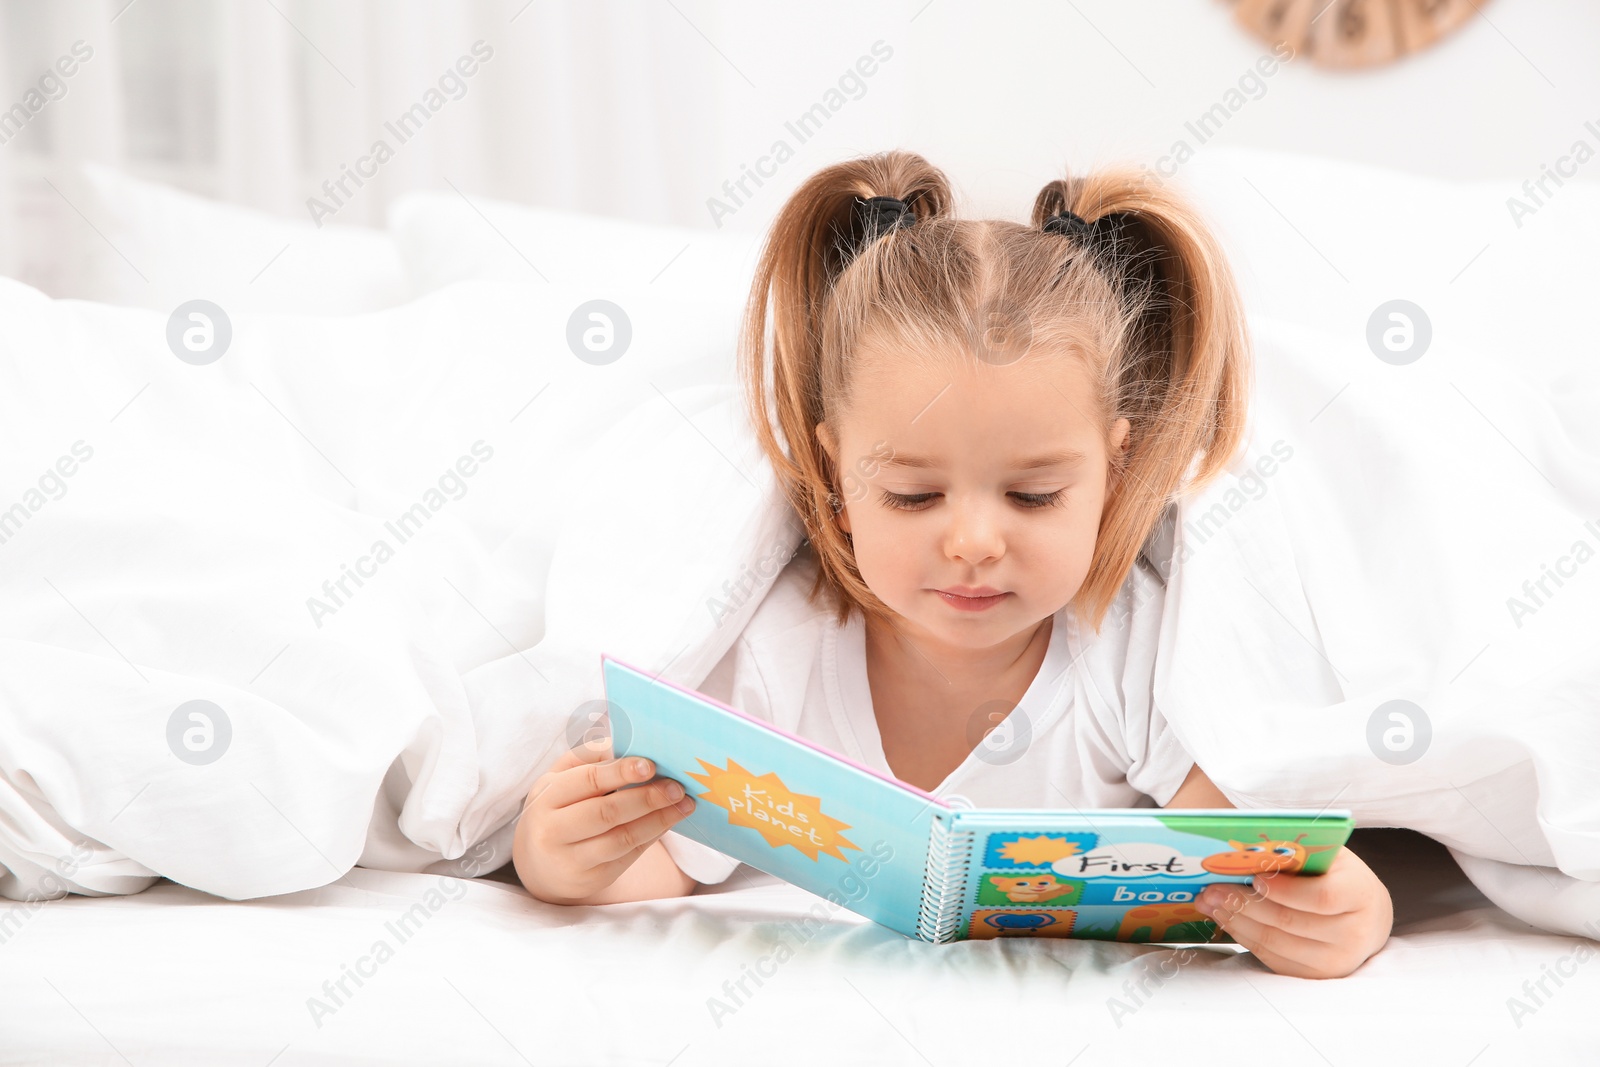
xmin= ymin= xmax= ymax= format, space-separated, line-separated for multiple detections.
xmin=0 ymin=0 xmax=1595 ymax=301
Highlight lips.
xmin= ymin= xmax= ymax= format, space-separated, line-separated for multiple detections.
xmin=935 ymin=588 xmax=1009 ymax=612
xmin=938 ymin=586 xmax=1003 ymax=598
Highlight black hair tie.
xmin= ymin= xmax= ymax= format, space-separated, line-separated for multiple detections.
xmin=855 ymin=195 xmax=915 ymax=242
xmin=1042 ymin=209 xmax=1096 ymax=239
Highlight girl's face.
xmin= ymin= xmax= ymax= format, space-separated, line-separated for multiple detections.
xmin=817 ymin=347 xmax=1129 ymax=653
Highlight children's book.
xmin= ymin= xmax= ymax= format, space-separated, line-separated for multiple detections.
xmin=601 ymin=654 xmax=1354 ymax=944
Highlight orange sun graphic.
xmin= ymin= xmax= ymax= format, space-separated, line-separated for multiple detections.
xmin=998 ymin=835 xmax=1084 ymax=866
xmin=685 ymin=757 xmax=861 ymax=863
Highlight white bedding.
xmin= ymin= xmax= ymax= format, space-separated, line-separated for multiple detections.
xmin=1 ymin=147 xmax=1598 ymax=1064
xmin=65 ymin=164 xmax=411 ymax=316
xmin=3 ymin=272 xmax=1594 ymax=939
xmin=0 ymin=273 xmax=765 ymax=900
xmin=1 ymin=831 xmax=1592 ymax=1065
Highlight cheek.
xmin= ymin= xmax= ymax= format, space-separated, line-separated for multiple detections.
xmin=1026 ymin=515 xmax=1098 ymax=578
xmin=845 ymin=508 xmax=908 ymax=578
xmin=1062 ymin=504 xmax=1105 ymax=556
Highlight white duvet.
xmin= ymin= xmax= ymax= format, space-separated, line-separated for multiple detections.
xmin=0 ymin=269 xmax=1596 ymax=943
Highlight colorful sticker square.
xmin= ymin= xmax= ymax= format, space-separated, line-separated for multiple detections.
xmin=982 ymin=832 xmax=1098 ymax=869
xmin=976 ymin=871 xmax=1084 ymax=907
xmin=1115 ymin=902 xmax=1218 ymax=943
xmin=967 ymin=908 xmax=1078 ymax=939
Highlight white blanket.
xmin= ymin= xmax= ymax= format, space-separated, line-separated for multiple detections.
xmin=0 ymin=277 xmax=1596 ymax=943
xmin=1153 ymin=315 xmax=1600 ymax=937
xmin=0 ymin=275 xmax=784 ymax=901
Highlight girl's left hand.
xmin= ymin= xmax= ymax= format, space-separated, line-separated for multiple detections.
xmin=1194 ymin=845 xmax=1393 ymax=979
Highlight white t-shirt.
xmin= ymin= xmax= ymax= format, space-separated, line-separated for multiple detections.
xmin=661 ymin=532 xmax=1194 ymax=885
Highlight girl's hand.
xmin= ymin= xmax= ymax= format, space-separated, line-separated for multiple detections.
xmin=1194 ymin=844 xmax=1393 ymax=979
xmin=512 ymin=738 xmax=697 ymax=905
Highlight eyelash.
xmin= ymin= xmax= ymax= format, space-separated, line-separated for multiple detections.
xmin=877 ymin=490 xmax=1066 ymax=511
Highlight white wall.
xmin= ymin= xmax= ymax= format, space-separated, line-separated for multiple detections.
xmin=898 ymin=0 xmax=1600 ymax=219
xmin=697 ymin=0 xmax=1600 ymax=227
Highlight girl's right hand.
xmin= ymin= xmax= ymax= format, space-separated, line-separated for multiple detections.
xmin=512 ymin=737 xmax=697 ymax=905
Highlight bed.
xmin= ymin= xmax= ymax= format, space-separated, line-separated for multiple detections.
xmin=2 ymin=150 xmax=1597 ymax=1065
xmin=3 ymin=829 xmax=1592 ymax=1065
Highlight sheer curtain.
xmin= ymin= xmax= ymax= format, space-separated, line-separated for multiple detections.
xmin=0 ymin=0 xmax=903 ymax=291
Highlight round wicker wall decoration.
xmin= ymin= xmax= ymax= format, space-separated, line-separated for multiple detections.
xmin=1228 ymin=0 xmax=1483 ymax=69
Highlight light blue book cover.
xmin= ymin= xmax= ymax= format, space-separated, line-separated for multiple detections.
xmin=602 ymin=654 xmax=1354 ymax=944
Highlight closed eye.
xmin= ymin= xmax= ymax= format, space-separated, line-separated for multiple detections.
xmin=878 ymin=490 xmax=1065 ymax=511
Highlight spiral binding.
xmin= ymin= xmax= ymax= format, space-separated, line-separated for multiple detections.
xmin=916 ymin=813 xmax=976 ymax=943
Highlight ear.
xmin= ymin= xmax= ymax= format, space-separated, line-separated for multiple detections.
xmin=1109 ymin=417 xmax=1130 ymax=457
xmin=1226 ymin=840 xmax=1248 ymax=850
xmin=1105 ymin=417 xmax=1131 ymax=495
xmin=1305 ymin=844 xmax=1338 ymax=854
xmin=814 ymin=422 xmax=851 ymax=536
xmin=815 ymin=421 xmax=837 ymax=464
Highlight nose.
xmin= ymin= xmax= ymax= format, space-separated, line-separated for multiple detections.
xmin=941 ymin=495 xmax=1004 ymax=566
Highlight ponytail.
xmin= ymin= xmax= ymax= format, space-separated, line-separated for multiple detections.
xmin=1030 ymin=171 xmax=1252 ymax=630
xmin=739 ymin=151 xmax=955 ymax=626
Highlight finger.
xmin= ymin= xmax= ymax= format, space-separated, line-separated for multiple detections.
xmin=522 ymin=737 xmax=616 ymax=812
xmin=557 ymin=777 xmax=693 ymax=844
xmin=1199 ymin=884 xmax=1346 ymax=945
xmin=573 ymin=798 xmax=696 ymax=867
xmin=1252 ymin=863 xmax=1356 ymax=917
xmin=1232 ymin=935 xmax=1335 ymax=980
xmin=540 ymin=754 xmax=658 ymax=810
xmin=1200 ymin=897 xmax=1350 ymax=976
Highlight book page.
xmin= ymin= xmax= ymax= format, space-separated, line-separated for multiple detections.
xmin=947 ymin=810 xmax=1352 ymax=943
xmin=604 ymin=656 xmax=944 ymax=938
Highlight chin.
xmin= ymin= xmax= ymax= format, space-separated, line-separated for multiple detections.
xmin=910 ymin=596 xmax=1017 ymax=634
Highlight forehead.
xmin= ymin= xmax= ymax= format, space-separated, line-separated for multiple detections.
xmin=841 ymin=346 xmax=1105 ymax=463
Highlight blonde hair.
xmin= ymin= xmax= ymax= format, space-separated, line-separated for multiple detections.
xmin=738 ymin=150 xmax=1251 ymax=635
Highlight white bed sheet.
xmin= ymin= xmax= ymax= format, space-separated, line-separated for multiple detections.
xmin=2 ymin=830 xmax=1592 ymax=1066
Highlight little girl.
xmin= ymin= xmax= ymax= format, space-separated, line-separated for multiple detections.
xmin=512 ymin=150 xmax=1393 ymax=979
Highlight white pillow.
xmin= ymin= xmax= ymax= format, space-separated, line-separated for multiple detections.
xmin=388 ymin=191 xmax=763 ymax=300
xmin=1174 ymin=145 xmax=1600 ymax=390
xmin=68 ymin=164 xmax=410 ymax=316
xmin=391 ymin=150 xmax=1600 ymax=401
